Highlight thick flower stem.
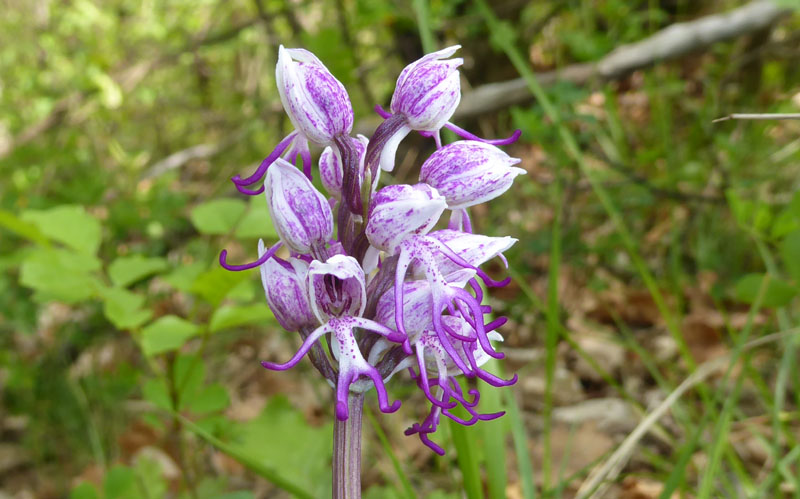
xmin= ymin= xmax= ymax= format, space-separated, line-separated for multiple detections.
xmin=332 ymin=392 xmax=364 ymax=499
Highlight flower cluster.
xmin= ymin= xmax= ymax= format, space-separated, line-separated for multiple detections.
xmin=221 ymin=45 xmax=525 ymax=454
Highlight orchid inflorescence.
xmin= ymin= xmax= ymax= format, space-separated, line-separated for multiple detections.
xmin=221 ymin=44 xmax=525 ymax=455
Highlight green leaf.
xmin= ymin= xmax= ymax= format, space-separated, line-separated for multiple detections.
xmin=174 ymin=354 xmax=205 ymax=410
xmin=134 ymin=454 xmax=167 ymax=499
xmin=734 ymin=273 xmax=797 ymax=308
xmin=21 ymin=205 xmax=101 ymax=255
xmin=103 ymin=466 xmax=139 ymax=499
xmin=230 ymin=397 xmax=332 ymax=498
xmin=234 ymin=196 xmax=279 ymax=239
xmin=19 ymin=248 xmax=103 ymax=303
xmin=0 ymin=209 xmax=49 ymax=245
xmin=69 ymin=482 xmax=99 ymax=499
xmin=187 ymin=383 xmax=230 ymax=414
xmin=780 ymin=230 xmax=800 ymax=283
xmin=101 ymin=287 xmax=152 ymax=329
xmin=142 ymin=378 xmax=171 ymax=411
xmin=161 ymin=261 xmax=206 ymax=292
xmin=190 ymin=199 xmax=247 ymax=235
xmin=209 ymin=304 xmax=274 ymax=332
xmin=190 ymin=266 xmax=249 ymax=307
xmin=108 ymin=255 xmax=168 ymax=287
xmin=140 ymin=315 xmax=200 ymax=356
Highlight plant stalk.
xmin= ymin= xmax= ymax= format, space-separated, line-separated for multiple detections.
xmin=333 ymin=392 xmax=365 ymax=499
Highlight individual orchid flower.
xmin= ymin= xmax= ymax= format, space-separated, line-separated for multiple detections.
xmin=307 ymin=255 xmax=367 ymax=323
xmin=276 ymin=46 xmax=354 ymax=146
xmin=365 ymin=183 xmax=447 ymax=253
xmin=420 ymin=140 xmax=526 ymax=210
xmin=258 ymin=241 xmax=316 ymax=332
xmin=265 ymin=157 xmax=333 ymax=257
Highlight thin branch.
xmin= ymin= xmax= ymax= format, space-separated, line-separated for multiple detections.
xmin=454 ymin=0 xmax=792 ymax=120
xmin=713 ymin=113 xmax=800 ymax=123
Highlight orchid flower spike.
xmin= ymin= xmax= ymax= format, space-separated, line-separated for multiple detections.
xmin=222 ymin=44 xmax=523 ymax=461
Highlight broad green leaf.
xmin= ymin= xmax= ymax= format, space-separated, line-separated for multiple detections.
xmin=108 ymin=255 xmax=168 ymax=287
xmin=187 ymin=383 xmax=230 ymax=414
xmin=175 ymin=354 xmax=205 ymax=410
xmin=161 ymin=261 xmax=206 ymax=292
xmin=103 ymin=466 xmax=139 ymax=499
xmin=69 ymin=482 xmax=99 ymax=499
xmin=780 ymin=230 xmax=800 ymax=283
xmin=771 ymin=194 xmax=800 ymax=238
xmin=101 ymin=287 xmax=152 ymax=329
xmin=140 ymin=315 xmax=200 ymax=356
xmin=21 ymin=205 xmax=101 ymax=255
xmin=190 ymin=266 xmax=249 ymax=307
xmin=734 ymin=273 xmax=797 ymax=308
xmin=142 ymin=378 xmax=171 ymax=411
xmin=19 ymin=248 xmax=103 ymax=303
xmin=0 ymin=209 xmax=49 ymax=245
xmin=190 ymin=199 xmax=247 ymax=235
xmin=210 ymin=304 xmax=274 ymax=332
xmin=234 ymin=196 xmax=279 ymax=239
xmin=230 ymin=397 xmax=332 ymax=498
xmin=134 ymin=454 xmax=167 ymax=499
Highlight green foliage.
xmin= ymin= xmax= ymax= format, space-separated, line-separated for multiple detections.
xmin=140 ymin=315 xmax=200 ymax=356
xmin=108 ymin=255 xmax=168 ymax=287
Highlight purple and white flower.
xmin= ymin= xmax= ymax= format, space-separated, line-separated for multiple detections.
xmin=222 ymin=44 xmax=524 ymax=459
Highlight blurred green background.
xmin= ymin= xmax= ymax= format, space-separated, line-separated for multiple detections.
xmin=1 ymin=0 xmax=799 ymax=497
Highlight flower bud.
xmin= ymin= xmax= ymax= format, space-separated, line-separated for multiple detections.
xmin=258 ymin=242 xmax=315 ymax=331
xmin=319 ymin=135 xmax=368 ymax=199
xmin=276 ymin=45 xmax=354 ymax=145
xmin=390 ymin=46 xmax=462 ymax=132
xmin=419 ymin=141 xmax=526 ymax=209
xmin=366 ymin=183 xmax=447 ymax=253
xmin=307 ymin=255 xmax=366 ymax=323
xmin=265 ymin=158 xmax=333 ymax=254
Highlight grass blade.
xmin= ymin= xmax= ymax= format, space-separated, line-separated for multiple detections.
xmin=365 ymin=407 xmax=416 ymax=499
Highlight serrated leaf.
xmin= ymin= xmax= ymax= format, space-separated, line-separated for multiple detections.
xmin=780 ymin=230 xmax=800 ymax=283
xmin=21 ymin=205 xmax=101 ymax=255
xmin=108 ymin=255 xmax=168 ymax=287
xmin=187 ymin=384 xmax=230 ymax=414
xmin=209 ymin=304 xmax=274 ymax=333
xmin=101 ymin=287 xmax=152 ymax=329
xmin=140 ymin=315 xmax=200 ymax=356
xmin=19 ymin=248 xmax=103 ymax=303
xmin=190 ymin=199 xmax=247 ymax=235
xmin=734 ymin=273 xmax=797 ymax=308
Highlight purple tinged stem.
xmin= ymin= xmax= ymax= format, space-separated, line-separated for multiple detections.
xmin=332 ymin=392 xmax=363 ymax=499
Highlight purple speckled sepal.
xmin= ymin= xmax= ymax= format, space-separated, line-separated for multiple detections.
xmin=420 ymin=140 xmax=526 ymax=209
xmin=365 ymin=183 xmax=447 ymax=253
xmin=265 ymin=158 xmax=333 ymax=254
xmin=258 ymin=241 xmax=315 ymax=331
xmin=277 ymin=46 xmax=354 ymax=146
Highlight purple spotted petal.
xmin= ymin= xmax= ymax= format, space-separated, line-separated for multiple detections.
xmin=265 ymin=157 xmax=333 ymax=254
xmin=419 ymin=140 xmax=526 ymax=209
xmin=276 ymin=45 xmax=354 ymax=145
xmin=366 ymin=183 xmax=447 ymax=253
xmin=391 ymin=46 xmax=463 ymax=131
xmin=307 ymin=255 xmax=366 ymax=323
xmin=258 ymin=242 xmax=315 ymax=331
